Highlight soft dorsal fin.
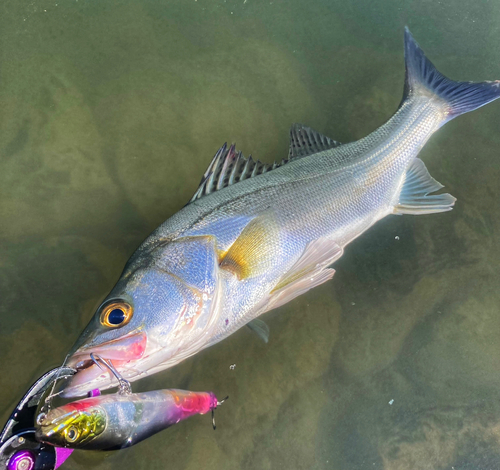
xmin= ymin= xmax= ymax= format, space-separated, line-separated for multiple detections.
xmin=189 ymin=143 xmax=288 ymax=203
xmin=288 ymin=124 xmax=342 ymax=159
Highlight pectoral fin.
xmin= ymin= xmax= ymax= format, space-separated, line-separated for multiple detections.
xmin=272 ymin=238 xmax=342 ymax=293
xmin=394 ymin=158 xmax=456 ymax=215
xmin=268 ymin=268 xmax=336 ymax=311
xmin=263 ymin=238 xmax=342 ymax=312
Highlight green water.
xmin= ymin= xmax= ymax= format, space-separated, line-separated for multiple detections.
xmin=1 ymin=1 xmax=500 ymax=469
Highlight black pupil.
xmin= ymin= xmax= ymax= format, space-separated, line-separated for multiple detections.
xmin=68 ymin=429 xmax=76 ymax=439
xmin=108 ymin=308 xmax=126 ymax=325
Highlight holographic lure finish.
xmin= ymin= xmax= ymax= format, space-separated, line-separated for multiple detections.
xmin=36 ymin=389 xmax=218 ymax=450
xmin=62 ymin=28 xmax=500 ymax=398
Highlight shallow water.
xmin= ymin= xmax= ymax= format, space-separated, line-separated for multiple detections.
xmin=1 ymin=1 xmax=500 ymax=469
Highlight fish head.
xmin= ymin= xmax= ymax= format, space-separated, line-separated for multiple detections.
xmin=62 ymin=236 xmax=220 ymax=397
xmin=35 ymin=401 xmax=106 ymax=448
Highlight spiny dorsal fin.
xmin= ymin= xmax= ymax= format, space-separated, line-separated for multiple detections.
xmin=288 ymin=124 xmax=342 ymax=159
xmin=189 ymin=124 xmax=342 ymax=203
xmin=190 ymin=143 xmax=288 ymax=203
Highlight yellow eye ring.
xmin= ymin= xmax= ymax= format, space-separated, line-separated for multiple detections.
xmin=66 ymin=426 xmax=79 ymax=442
xmin=100 ymin=301 xmax=133 ymax=328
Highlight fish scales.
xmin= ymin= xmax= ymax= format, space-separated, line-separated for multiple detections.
xmin=61 ymin=28 xmax=500 ymax=397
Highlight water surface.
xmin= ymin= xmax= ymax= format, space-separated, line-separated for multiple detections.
xmin=1 ymin=1 xmax=500 ymax=469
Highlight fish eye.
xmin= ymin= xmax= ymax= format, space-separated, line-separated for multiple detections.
xmin=66 ymin=426 xmax=79 ymax=442
xmin=100 ymin=301 xmax=133 ymax=328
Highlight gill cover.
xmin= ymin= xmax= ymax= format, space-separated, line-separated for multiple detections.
xmin=145 ymin=235 xmax=222 ymax=362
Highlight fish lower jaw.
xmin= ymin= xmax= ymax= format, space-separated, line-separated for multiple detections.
xmin=62 ymin=352 xmax=168 ymax=397
xmin=62 ymin=359 xmax=141 ymax=397
xmin=61 ymin=364 xmax=114 ymax=398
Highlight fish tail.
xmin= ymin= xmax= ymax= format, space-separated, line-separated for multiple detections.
xmin=402 ymin=27 xmax=500 ymax=121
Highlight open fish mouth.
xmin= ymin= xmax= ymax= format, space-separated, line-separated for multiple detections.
xmin=62 ymin=329 xmax=148 ymax=397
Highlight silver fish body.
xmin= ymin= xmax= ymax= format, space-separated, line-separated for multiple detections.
xmin=62 ymin=28 xmax=500 ymax=397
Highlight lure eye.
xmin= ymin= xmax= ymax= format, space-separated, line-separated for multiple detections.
xmin=100 ymin=302 xmax=133 ymax=328
xmin=66 ymin=426 xmax=79 ymax=442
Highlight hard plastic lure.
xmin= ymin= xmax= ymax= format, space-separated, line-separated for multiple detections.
xmin=36 ymin=388 xmax=223 ymax=450
xmin=62 ymin=28 xmax=500 ymax=397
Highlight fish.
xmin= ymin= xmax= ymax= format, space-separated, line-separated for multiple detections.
xmin=61 ymin=28 xmax=500 ymax=397
xmin=35 ymin=388 xmax=221 ymax=450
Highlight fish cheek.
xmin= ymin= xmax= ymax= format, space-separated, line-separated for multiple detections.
xmin=127 ymin=269 xmax=194 ymax=338
xmin=136 ymin=236 xmax=220 ymax=340
xmin=152 ymin=235 xmax=219 ymax=295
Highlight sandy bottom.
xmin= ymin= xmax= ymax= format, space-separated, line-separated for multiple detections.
xmin=1 ymin=1 xmax=500 ymax=468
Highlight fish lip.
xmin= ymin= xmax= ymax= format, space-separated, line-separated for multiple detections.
xmin=62 ymin=329 xmax=148 ymax=397
xmin=67 ymin=328 xmax=148 ymax=367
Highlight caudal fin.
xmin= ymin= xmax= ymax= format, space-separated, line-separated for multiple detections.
xmin=403 ymin=27 xmax=500 ymax=120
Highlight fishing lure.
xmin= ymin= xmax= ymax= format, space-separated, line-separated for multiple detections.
xmin=35 ymin=388 xmax=224 ymax=450
xmin=35 ymin=357 xmax=226 ymax=451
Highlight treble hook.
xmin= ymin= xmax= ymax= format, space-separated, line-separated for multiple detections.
xmin=212 ymin=395 xmax=229 ymax=430
xmin=90 ymin=353 xmax=132 ymax=395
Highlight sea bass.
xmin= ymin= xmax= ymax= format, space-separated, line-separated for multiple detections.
xmin=62 ymin=28 xmax=500 ymax=397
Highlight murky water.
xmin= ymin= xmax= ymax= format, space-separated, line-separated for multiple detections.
xmin=2 ymin=1 xmax=500 ymax=469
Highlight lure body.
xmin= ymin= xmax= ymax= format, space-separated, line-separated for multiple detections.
xmin=36 ymin=389 xmax=218 ymax=450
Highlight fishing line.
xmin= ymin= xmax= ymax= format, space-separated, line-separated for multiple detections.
xmin=42 ymin=353 xmax=72 ymax=414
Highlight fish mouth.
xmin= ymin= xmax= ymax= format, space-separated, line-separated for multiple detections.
xmin=62 ymin=329 xmax=148 ymax=397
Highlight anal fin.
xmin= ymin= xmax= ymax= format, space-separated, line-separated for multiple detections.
xmin=247 ymin=319 xmax=270 ymax=343
xmin=394 ymin=158 xmax=456 ymax=215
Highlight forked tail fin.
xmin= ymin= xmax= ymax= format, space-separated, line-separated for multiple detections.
xmin=403 ymin=27 xmax=500 ymax=121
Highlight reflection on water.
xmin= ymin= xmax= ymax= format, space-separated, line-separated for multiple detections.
xmin=1 ymin=1 xmax=500 ymax=469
